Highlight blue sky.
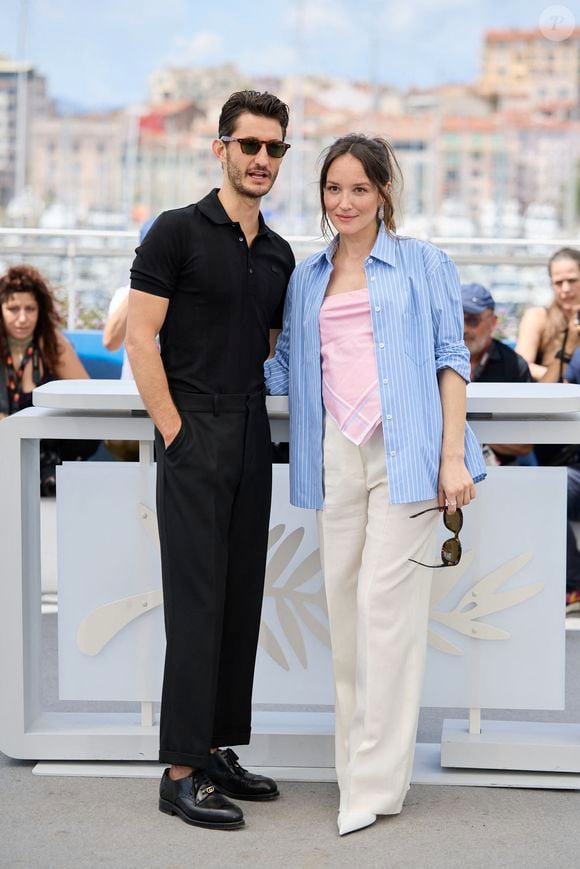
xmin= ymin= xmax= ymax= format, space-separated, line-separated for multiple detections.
xmin=2 ymin=0 xmax=571 ymax=109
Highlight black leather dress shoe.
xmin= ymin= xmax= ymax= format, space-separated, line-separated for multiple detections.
xmin=159 ymin=768 xmax=244 ymax=829
xmin=206 ymin=748 xmax=279 ymax=801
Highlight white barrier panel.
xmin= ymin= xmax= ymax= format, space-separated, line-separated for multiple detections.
xmin=57 ymin=463 xmax=565 ymax=712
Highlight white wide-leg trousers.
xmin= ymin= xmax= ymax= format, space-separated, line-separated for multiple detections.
xmin=318 ymin=416 xmax=438 ymax=833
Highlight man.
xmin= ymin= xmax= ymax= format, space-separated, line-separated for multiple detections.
xmin=126 ymin=91 xmax=294 ymax=830
xmin=461 ymin=283 xmax=532 ymax=466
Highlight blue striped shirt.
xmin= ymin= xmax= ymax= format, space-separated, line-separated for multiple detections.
xmin=265 ymin=227 xmax=486 ymax=509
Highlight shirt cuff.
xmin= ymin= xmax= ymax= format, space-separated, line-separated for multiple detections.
xmin=435 ymin=345 xmax=471 ymax=383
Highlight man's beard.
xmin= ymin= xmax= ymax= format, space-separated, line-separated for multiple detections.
xmin=225 ymin=155 xmax=277 ymax=199
xmin=464 ymin=334 xmax=490 ymax=357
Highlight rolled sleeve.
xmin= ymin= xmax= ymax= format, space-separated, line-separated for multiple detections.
xmin=428 ymin=258 xmax=471 ymax=383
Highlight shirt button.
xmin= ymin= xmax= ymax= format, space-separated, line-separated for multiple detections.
xmin=375 ymin=305 xmax=381 ymax=312
xmin=238 ymin=236 xmax=244 ymax=242
xmin=370 ymin=276 xmax=375 ymax=281
xmin=390 ymin=450 xmax=396 ymax=457
xmin=249 ymin=268 xmax=253 ymax=274
xmin=379 ymin=342 xmax=385 ymax=349
xmin=383 ymin=377 xmax=388 ymax=384
xmin=386 ymin=414 xmax=392 ymax=420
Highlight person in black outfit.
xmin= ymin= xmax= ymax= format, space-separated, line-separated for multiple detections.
xmin=127 ymin=91 xmax=294 ymax=830
xmin=461 ymin=283 xmax=532 ymax=466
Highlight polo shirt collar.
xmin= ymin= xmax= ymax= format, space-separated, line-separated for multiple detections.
xmin=314 ymin=223 xmax=398 ymax=267
xmin=197 ymin=188 xmax=269 ymax=236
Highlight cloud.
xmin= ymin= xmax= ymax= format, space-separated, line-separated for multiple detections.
xmin=239 ymin=43 xmax=297 ymax=77
xmin=186 ymin=31 xmax=225 ymax=61
xmin=285 ymin=0 xmax=351 ymax=34
xmin=163 ymin=30 xmax=225 ymax=66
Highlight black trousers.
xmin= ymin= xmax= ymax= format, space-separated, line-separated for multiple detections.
xmin=155 ymin=390 xmax=272 ymax=768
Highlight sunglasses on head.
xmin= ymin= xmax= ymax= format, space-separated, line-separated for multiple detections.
xmin=408 ymin=505 xmax=463 ymax=569
xmin=220 ymin=136 xmax=291 ymax=158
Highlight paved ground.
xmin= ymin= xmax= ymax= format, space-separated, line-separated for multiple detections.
xmin=3 ymin=502 xmax=579 ymax=868
xmin=1 ymin=750 xmax=579 ymax=869
xmin=2 ymin=625 xmax=580 ymax=868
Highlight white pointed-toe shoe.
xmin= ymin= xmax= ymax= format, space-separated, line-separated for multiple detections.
xmin=337 ymin=810 xmax=377 ymax=836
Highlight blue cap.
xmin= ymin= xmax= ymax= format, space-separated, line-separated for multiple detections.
xmin=461 ymin=283 xmax=495 ymax=314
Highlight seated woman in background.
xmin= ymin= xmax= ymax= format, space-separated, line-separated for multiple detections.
xmin=0 ymin=264 xmax=96 ymax=495
xmin=515 ymin=247 xmax=580 ymax=612
xmin=516 ymin=247 xmax=580 ymax=383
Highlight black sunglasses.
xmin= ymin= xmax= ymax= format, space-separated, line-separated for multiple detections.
xmin=220 ymin=136 xmax=291 ymax=158
xmin=408 ymin=505 xmax=463 ymax=569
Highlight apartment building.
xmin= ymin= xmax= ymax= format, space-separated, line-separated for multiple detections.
xmin=479 ymin=27 xmax=580 ymax=115
xmin=0 ymin=56 xmax=49 ymax=209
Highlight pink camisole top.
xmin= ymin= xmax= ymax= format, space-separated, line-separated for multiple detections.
xmin=319 ymin=288 xmax=381 ymax=446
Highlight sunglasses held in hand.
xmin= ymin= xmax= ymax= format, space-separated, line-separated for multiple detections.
xmin=408 ymin=505 xmax=463 ymax=569
xmin=220 ymin=136 xmax=291 ymax=158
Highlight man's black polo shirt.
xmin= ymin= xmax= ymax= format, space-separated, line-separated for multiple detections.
xmin=472 ymin=338 xmax=531 ymax=384
xmin=130 ymin=189 xmax=295 ymax=395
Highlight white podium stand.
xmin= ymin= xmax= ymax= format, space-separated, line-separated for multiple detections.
xmin=2 ymin=381 xmax=580 ymax=788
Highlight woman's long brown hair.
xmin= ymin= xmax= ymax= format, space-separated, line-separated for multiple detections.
xmin=0 ymin=265 xmax=63 ymax=373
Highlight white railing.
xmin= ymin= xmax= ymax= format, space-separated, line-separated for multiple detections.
xmin=0 ymin=227 xmax=577 ymax=332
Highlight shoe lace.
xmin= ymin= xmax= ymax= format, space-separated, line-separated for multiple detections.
xmin=223 ymin=747 xmax=245 ymax=774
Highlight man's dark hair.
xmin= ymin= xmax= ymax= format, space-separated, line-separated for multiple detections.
xmin=218 ymin=91 xmax=289 ymax=139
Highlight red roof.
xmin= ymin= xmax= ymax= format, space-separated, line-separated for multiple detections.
xmin=485 ymin=27 xmax=580 ymax=43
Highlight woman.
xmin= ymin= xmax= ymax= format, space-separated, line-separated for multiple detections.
xmin=0 ymin=264 xmax=93 ymax=494
xmin=515 ymin=247 xmax=580 ymax=610
xmin=265 ymin=135 xmax=486 ymax=835
xmin=515 ymin=247 xmax=580 ymax=383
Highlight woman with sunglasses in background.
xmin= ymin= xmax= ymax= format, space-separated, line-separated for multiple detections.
xmin=266 ymin=135 xmax=486 ymax=836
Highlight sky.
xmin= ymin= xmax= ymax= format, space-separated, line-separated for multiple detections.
xmin=1 ymin=0 xmax=576 ymax=110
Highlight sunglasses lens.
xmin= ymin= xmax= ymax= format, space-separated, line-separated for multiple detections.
xmin=266 ymin=143 xmax=286 ymax=158
xmin=442 ymin=539 xmax=462 ymax=565
xmin=444 ymin=509 xmax=463 ymax=534
xmin=239 ymin=139 xmax=261 ymax=155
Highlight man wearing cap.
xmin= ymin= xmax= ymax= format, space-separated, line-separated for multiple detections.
xmin=461 ymin=283 xmax=532 ymax=465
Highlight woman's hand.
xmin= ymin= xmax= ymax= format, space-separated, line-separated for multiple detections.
xmin=438 ymin=457 xmax=475 ymax=513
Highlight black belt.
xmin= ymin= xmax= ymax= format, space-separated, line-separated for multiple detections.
xmin=172 ymin=389 xmax=266 ymax=415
